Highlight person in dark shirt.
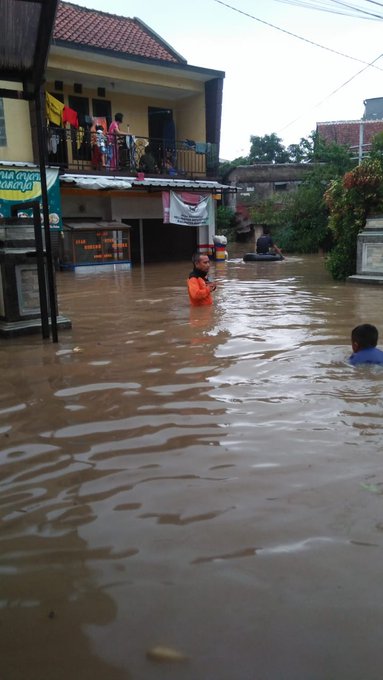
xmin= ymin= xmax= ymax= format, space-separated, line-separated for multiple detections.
xmin=256 ymin=227 xmax=282 ymax=256
xmin=138 ymin=145 xmax=158 ymax=174
xmin=349 ymin=324 xmax=383 ymax=365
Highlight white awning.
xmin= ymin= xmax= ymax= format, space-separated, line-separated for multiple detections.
xmin=130 ymin=177 xmax=230 ymax=190
xmin=60 ymin=175 xmax=133 ymax=190
xmin=60 ymin=174 xmax=230 ymax=192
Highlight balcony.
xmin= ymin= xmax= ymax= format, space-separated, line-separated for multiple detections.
xmin=47 ymin=127 xmax=219 ymax=179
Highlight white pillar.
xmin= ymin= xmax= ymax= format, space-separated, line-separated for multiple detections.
xmin=359 ymin=121 xmax=364 ymax=164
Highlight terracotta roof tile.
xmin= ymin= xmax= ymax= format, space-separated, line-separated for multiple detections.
xmin=317 ymin=120 xmax=383 ymax=149
xmin=53 ymin=1 xmax=184 ymax=63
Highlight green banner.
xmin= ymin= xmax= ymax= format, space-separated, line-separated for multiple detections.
xmin=0 ymin=166 xmax=62 ymax=230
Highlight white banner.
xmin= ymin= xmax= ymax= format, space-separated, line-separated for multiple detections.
xmin=169 ymin=191 xmax=213 ymax=227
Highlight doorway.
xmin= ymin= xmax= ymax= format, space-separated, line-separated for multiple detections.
xmin=148 ymin=107 xmax=175 ymax=172
xmin=92 ymin=99 xmax=112 ymax=129
xmin=68 ymin=95 xmax=91 ymax=161
xmin=123 ymin=218 xmax=197 ymax=264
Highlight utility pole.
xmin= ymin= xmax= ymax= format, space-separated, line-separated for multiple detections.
xmin=358 ymin=120 xmax=364 ymax=164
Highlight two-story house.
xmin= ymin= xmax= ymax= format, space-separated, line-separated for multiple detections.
xmin=1 ymin=1 xmax=227 ymax=266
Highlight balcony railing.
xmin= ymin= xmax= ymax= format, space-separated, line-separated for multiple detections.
xmin=47 ymin=127 xmax=219 ymax=178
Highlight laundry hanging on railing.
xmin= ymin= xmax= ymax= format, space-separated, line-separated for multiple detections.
xmin=195 ymin=142 xmax=211 ymax=154
xmin=48 ymin=130 xmax=60 ymax=154
xmin=126 ymin=135 xmax=137 ymax=170
xmin=46 ymin=92 xmax=64 ymax=126
xmin=181 ymin=140 xmax=211 ymax=154
xmin=62 ymin=106 xmax=79 ymax=128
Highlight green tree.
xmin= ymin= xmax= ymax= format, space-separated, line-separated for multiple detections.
xmin=216 ymin=205 xmax=236 ymax=240
xmin=250 ymin=139 xmax=355 ymax=254
xmin=370 ymin=131 xmax=383 ymax=163
xmin=248 ymin=133 xmax=290 ymax=164
xmin=250 ymin=196 xmax=286 ymax=229
xmin=313 ymin=135 xmax=354 ymax=175
xmin=276 ymin=171 xmax=331 ymax=253
xmin=287 ymin=134 xmax=315 ymax=163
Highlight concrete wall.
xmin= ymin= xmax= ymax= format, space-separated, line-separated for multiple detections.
xmin=174 ymin=93 xmax=205 ymax=142
xmin=48 ymin=53 xmax=204 ymax=97
xmin=44 ymin=81 xmax=206 ymax=144
xmin=225 ymin=163 xmax=315 ymax=212
xmin=46 ymin=50 xmax=207 ymax=143
xmin=0 ymin=82 xmax=33 ymax=162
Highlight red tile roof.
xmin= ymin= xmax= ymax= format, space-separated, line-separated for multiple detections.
xmin=317 ymin=120 xmax=383 ymax=149
xmin=53 ymin=1 xmax=185 ymax=64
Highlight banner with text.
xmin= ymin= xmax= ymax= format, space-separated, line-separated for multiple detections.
xmin=164 ymin=191 xmax=213 ymax=227
xmin=0 ymin=166 xmax=62 ymax=230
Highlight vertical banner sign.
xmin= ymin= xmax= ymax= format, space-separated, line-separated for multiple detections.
xmin=0 ymin=166 xmax=62 ymax=229
xmin=167 ymin=191 xmax=213 ymax=227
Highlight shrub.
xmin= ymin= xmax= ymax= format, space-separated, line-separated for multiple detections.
xmin=216 ymin=206 xmax=236 ymax=240
xmin=324 ymin=160 xmax=383 ymax=279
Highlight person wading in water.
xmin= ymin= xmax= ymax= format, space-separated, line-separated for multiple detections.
xmin=187 ymin=253 xmax=217 ymax=306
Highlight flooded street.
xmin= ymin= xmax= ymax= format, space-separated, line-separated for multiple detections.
xmin=2 ymin=250 xmax=383 ymax=680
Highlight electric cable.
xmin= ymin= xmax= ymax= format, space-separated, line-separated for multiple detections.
xmin=329 ymin=0 xmax=383 ymax=20
xmin=213 ymin=0 xmax=383 ymax=70
xmin=273 ymin=0 xmax=383 ymax=19
xmin=278 ymin=51 xmax=383 ymax=133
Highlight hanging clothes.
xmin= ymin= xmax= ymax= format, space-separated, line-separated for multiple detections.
xmin=163 ymin=118 xmax=176 ymax=164
xmin=48 ymin=130 xmax=60 ymax=154
xmin=77 ymin=126 xmax=85 ymax=150
xmin=46 ymin=92 xmax=64 ymax=126
xmin=126 ymin=134 xmax=137 ymax=170
xmin=195 ymin=142 xmax=208 ymax=154
xmin=62 ymin=106 xmax=79 ymax=128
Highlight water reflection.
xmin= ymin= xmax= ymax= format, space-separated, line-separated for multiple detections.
xmin=1 ymin=252 xmax=383 ymax=679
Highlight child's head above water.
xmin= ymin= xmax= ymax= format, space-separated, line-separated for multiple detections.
xmin=351 ymin=324 xmax=378 ymax=353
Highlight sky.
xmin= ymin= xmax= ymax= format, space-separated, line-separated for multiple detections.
xmin=71 ymin=0 xmax=383 ymax=160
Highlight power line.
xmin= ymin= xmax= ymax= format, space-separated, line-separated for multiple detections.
xmin=329 ymin=0 xmax=383 ymax=20
xmin=213 ymin=0 xmax=383 ymax=71
xmin=274 ymin=0 xmax=383 ymax=19
xmin=278 ymin=52 xmax=383 ymax=134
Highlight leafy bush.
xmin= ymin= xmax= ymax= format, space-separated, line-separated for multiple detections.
xmin=276 ymin=177 xmax=332 ymax=253
xmin=216 ymin=206 xmax=236 ymax=240
xmin=324 ymin=159 xmax=383 ymax=279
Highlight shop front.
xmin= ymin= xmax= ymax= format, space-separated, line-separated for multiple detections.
xmin=61 ymin=221 xmax=131 ymax=271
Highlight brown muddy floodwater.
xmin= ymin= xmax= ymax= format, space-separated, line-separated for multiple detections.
xmin=1 ymin=250 xmax=383 ymax=680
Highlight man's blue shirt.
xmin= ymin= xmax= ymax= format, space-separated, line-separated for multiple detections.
xmin=349 ymin=347 xmax=383 ymax=366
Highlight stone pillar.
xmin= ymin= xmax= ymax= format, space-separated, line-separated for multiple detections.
xmin=348 ymin=216 xmax=383 ymax=284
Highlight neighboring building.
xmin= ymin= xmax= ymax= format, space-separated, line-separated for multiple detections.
xmin=224 ymin=164 xmax=314 ymax=239
xmin=316 ymin=99 xmax=383 ymax=162
xmin=1 ymin=1 xmax=227 ymax=265
xmin=316 ymin=119 xmax=383 ymax=161
xmin=363 ymin=97 xmax=383 ymax=121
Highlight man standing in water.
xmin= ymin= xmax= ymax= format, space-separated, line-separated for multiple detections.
xmin=187 ymin=253 xmax=216 ymax=306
